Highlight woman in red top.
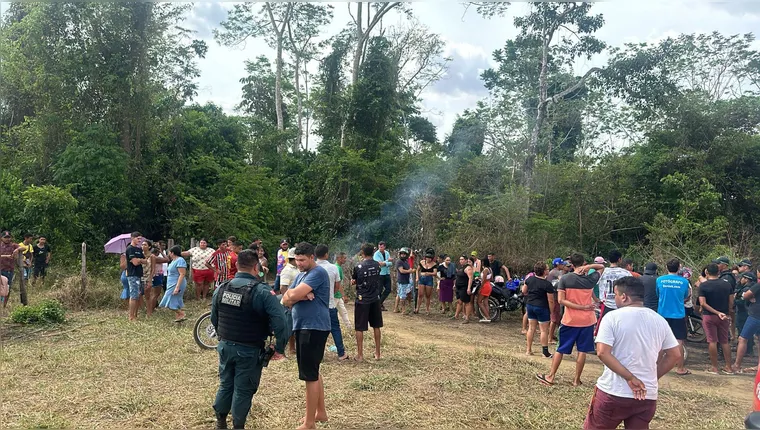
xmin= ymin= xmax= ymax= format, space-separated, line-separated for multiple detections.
xmin=478 ymin=267 xmax=493 ymax=322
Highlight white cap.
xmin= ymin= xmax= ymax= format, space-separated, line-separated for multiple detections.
xmin=287 ymin=248 xmax=296 ymax=258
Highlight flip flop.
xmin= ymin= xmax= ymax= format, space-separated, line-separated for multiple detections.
xmin=675 ymin=370 xmax=692 ymax=376
xmin=536 ymin=374 xmax=554 ymax=386
xmin=174 ymin=317 xmax=187 ymax=323
xmin=706 ymin=369 xmax=719 ymax=375
xmin=338 ymin=355 xmax=351 ymax=362
xmin=721 ymin=369 xmax=736 ymax=375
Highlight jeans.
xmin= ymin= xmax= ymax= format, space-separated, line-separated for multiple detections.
xmin=329 ymin=307 xmax=346 ymax=357
xmin=379 ymin=275 xmax=391 ymax=306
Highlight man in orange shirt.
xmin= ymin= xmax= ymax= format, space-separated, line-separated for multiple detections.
xmin=623 ymin=259 xmax=641 ymax=278
xmin=537 ymin=253 xmax=605 ymax=387
xmin=227 ymin=240 xmax=244 ymax=280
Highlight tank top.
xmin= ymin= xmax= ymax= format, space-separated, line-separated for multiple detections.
xmin=456 ymin=264 xmax=472 ymax=289
xmin=419 ymin=262 xmax=437 ymax=276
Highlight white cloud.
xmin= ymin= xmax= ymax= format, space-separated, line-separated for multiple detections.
xmin=186 ymin=1 xmax=760 ymax=142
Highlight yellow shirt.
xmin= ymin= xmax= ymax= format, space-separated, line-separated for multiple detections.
xmin=18 ymin=242 xmax=33 ymax=259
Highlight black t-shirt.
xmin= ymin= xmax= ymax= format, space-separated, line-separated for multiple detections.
xmin=125 ymin=245 xmax=144 ymax=278
xmin=699 ymin=279 xmax=732 ymax=315
xmin=525 ymin=276 xmax=554 ymax=308
xmin=33 ymin=244 xmax=51 ymax=265
xmin=486 ymin=260 xmax=503 ymax=277
xmin=353 ymin=259 xmax=381 ymax=304
xmin=748 ymin=283 xmax=760 ymax=319
xmin=437 ymin=263 xmax=455 ymax=280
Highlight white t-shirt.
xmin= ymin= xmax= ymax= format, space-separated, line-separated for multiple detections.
xmin=595 ymin=306 xmax=679 ymax=400
xmin=597 ymin=266 xmax=632 ymax=309
xmin=317 ymin=259 xmax=340 ymax=309
xmin=187 ymin=247 xmax=215 ymax=270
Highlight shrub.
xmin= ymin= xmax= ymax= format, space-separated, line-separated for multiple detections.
xmin=52 ymin=275 xmax=123 ymax=311
xmin=10 ymin=299 xmax=66 ymax=325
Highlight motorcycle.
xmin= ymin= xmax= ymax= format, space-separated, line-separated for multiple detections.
xmin=478 ymin=278 xmax=523 ymax=322
xmin=193 ymin=310 xmax=218 ymax=350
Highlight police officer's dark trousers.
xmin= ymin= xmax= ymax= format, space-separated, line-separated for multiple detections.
xmin=213 ymin=340 xmax=264 ymax=428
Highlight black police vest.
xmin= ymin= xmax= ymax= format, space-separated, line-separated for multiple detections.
xmin=215 ymin=280 xmax=269 ymax=347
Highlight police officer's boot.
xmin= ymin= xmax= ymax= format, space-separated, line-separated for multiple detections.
xmin=232 ymin=419 xmax=245 ymax=429
xmin=215 ymin=413 xmax=228 ymax=429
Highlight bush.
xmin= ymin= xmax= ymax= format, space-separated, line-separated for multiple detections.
xmin=52 ymin=275 xmax=123 ymax=311
xmin=10 ymin=299 xmax=66 ymax=325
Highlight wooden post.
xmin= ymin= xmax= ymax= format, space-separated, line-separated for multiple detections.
xmin=167 ymin=238 xmax=175 ymax=249
xmin=16 ymin=249 xmax=27 ymax=306
xmin=81 ymin=242 xmax=87 ymax=296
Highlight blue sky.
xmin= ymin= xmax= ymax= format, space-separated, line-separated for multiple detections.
xmin=3 ymin=1 xmax=760 ymax=141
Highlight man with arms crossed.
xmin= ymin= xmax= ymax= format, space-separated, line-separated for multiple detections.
xmin=584 ymin=276 xmax=681 ymax=430
xmin=282 ymin=242 xmax=331 ymax=430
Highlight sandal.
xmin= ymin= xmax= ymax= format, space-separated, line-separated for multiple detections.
xmin=675 ymin=369 xmax=692 ymax=376
xmin=536 ymin=374 xmax=554 ymax=386
xmin=338 ymin=355 xmax=351 ymax=362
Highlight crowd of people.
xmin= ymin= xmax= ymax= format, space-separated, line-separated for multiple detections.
xmin=0 ymin=231 xmax=52 ymax=313
xmin=115 ymin=234 xmax=760 ymax=429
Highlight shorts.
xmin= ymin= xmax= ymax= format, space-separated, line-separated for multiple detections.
xmin=526 ymin=304 xmax=551 ymax=323
xmin=419 ymin=276 xmax=433 ymax=287
xmin=583 ymin=387 xmax=656 ymax=430
xmin=127 ymin=276 xmax=144 ymax=300
xmin=557 ymin=324 xmax=595 ymax=355
xmin=456 ymin=287 xmax=471 ymax=303
xmin=355 ymin=301 xmax=383 ymax=332
xmin=33 ymin=264 xmax=47 ymax=278
xmin=1 ymin=270 xmax=13 ymax=291
xmin=741 ymin=315 xmax=760 ymax=340
xmin=703 ymin=314 xmax=730 ymax=344
xmin=152 ymin=275 xmax=164 ymax=287
xmin=192 ymin=268 xmax=214 ymax=283
xmin=665 ymin=317 xmax=687 ymax=341
xmin=397 ymin=283 xmax=413 ymax=299
xmin=480 ymin=282 xmax=492 ymax=297
xmin=294 ymin=329 xmax=329 ymax=381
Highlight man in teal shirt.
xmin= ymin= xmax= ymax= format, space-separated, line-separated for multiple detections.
xmin=656 ymin=258 xmax=691 ymax=375
xmin=373 ymin=241 xmax=393 ymax=311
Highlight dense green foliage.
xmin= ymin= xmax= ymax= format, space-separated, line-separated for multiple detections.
xmin=10 ymin=299 xmax=66 ymax=324
xmin=1 ymin=2 xmax=759 ymax=272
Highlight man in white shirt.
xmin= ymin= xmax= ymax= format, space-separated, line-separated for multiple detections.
xmin=316 ymin=244 xmax=349 ymax=361
xmin=584 ymin=276 xmax=682 ymax=430
xmin=594 ymin=250 xmax=631 ymax=335
xmin=279 ymin=249 xmax=299 ymax=356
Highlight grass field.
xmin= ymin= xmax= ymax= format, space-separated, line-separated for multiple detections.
xmin=0 ymin=286 xmax=754 ymax=429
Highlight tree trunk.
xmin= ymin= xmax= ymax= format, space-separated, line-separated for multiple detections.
xmin=525 ymin=29 xmax=550 ymax=192
xmin=294 ymin=58 xmax=303 ymax=151
xmin=274 ymin=39 xmax=284 ymax=131
xmin=304 ymin=68 xmax=310 ymax=151
xmin=351 ymin=2 xmax=364 ymax=85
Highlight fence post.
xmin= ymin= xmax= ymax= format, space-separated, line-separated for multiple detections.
xmin=16 ymin=248 xmax=27 ymax=306
xmin=81 ymin=242 xmax=87 ymax=296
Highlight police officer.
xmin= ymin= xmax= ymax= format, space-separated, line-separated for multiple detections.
xmin=211 ymin=249 xmax=289 ymax=429
xmin=714 ymin=256 xmax=737 ymax=291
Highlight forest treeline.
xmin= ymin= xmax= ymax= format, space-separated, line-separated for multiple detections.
xmin=1 ymin=2 xmax=759 ymax=271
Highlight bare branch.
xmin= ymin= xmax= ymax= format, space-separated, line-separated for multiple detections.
xmin=548 ymin=67 xmax=602 ymax=104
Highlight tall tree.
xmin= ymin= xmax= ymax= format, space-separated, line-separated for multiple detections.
xmin=285 ymin=3 xmax=333 ymax=151
xmin=347 ymin=2 xmax=404 ymax=85
xmin=215 ymin=2 xmax=295 ymax=131
xmin=481 ymin=2 xmax=605 ymax=189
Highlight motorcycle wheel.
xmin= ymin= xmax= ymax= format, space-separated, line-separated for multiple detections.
xmin=487 ymin=297 xmax=500 ymax=322
xmin=686 ymin=316 xmax=706 ymax=343
xmin=194 ymin=310 xmax=219 ymax=350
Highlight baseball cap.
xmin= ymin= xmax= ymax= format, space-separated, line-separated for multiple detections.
xmin=471 ymin=251 xmax=478 ymax=257
xmin=281 ymin=239 xmax=289 ymax=245
xmin=742 ymin=272 xmax=757 ymax=282
xmin=713 ymin=256 xmax=730 ymax=265
xmin=644 ymin=262 xmax=658 ymax=274
xmin=287 ymin=247 xmax=296 ymax=258
xmin=739 ymin=259 xmax=752 ymax=267
xmin=552 ymin=257 xmax=564 ymax=267
xmin=594 ymin=256 xmax=607 ymax=264
xmin=1 ymin=231 xmax=10 ymax=238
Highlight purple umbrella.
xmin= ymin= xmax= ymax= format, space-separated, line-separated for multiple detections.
xmin=104 ymin=234 xmax=134 ymax=254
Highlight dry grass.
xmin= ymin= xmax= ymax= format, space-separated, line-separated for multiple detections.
xmin=0 ymin=285 xmax=753 ymax=429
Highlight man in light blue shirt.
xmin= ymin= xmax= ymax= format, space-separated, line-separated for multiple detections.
xmin=656 ymin=258 xmax=691 ymax=375
xmin=373 ymin=241 xmax=393 ymax=311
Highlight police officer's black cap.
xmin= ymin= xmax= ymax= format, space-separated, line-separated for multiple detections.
xmin=739 ymin=259 xmax=752 ymax=267
xmin=742 ymin=272 xmax=757 ymax=282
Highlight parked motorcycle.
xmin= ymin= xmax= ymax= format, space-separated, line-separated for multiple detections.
xmin=478 ymin=278 xmax=523 ymax=322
